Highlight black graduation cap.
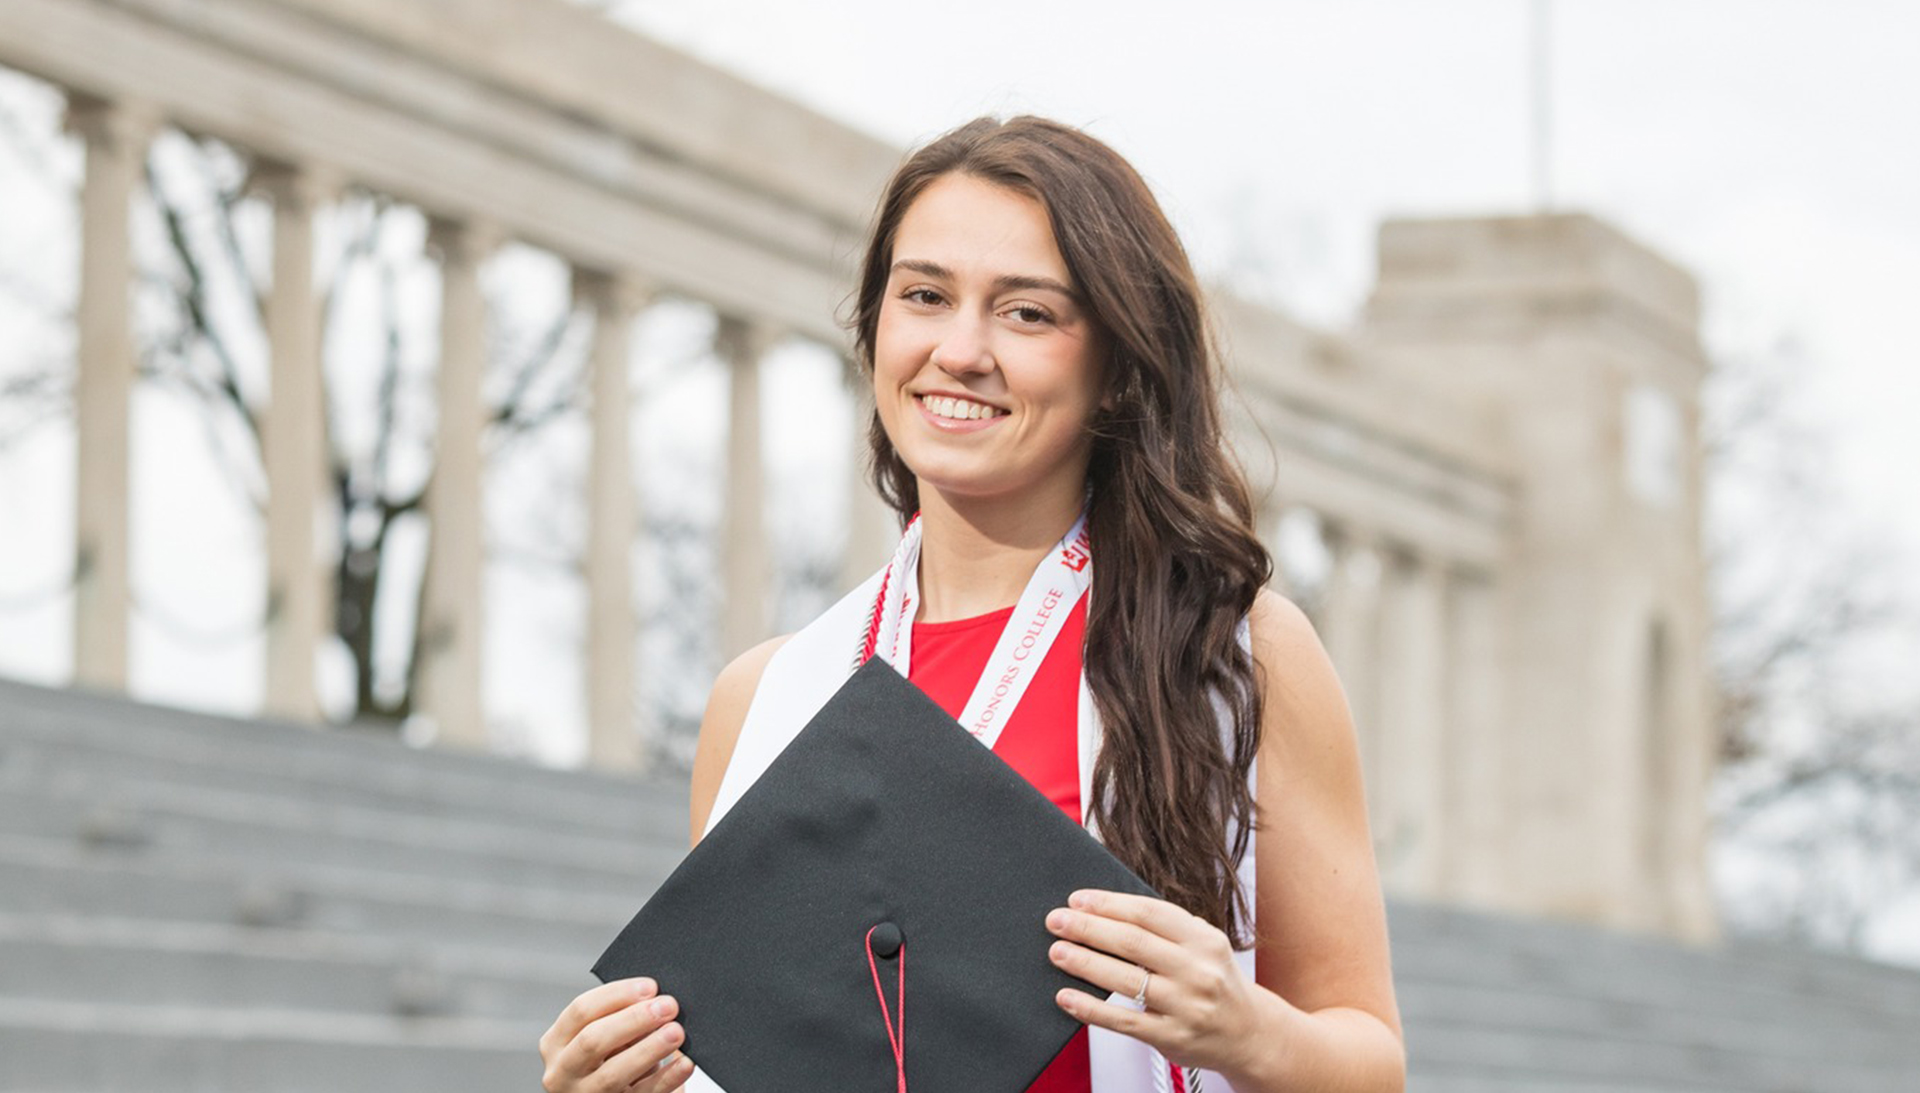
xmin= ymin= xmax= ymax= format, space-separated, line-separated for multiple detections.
xmin=593 ymin=656 xmax=1157 ymax=1093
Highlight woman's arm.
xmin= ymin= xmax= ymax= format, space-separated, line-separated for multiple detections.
xmin=1045 ymin=588 xmax=1405 ymax=1091
xmin=1234 ymin=587 xmax=1404 ymax=1089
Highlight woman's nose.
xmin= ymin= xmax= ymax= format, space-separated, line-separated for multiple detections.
xmin=929 ymin=312 xmax=994 ymax=376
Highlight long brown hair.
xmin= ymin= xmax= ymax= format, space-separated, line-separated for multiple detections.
xmin=846 ymin=116 xmax=1273 ymax=946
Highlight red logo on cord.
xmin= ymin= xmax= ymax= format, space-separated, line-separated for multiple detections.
xmin=1059 ymin=529 xmax=1091 ymax=573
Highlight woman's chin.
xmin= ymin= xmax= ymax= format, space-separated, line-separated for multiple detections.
xmin=911 ymin=470 xmax=1089 ymax=512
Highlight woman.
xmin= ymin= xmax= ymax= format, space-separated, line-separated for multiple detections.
xmin=540 ymin=116 xmax=1405 ymax=1093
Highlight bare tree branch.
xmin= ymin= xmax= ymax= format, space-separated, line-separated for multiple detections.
xmin=1706 ymin=330 xmax=1920 ymax=955
xmin=144 ymin=155 xmax=263 ymax=452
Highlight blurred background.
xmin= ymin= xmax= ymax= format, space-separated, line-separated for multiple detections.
xmin=1 ymin=1 xmax=1917 ymax=1090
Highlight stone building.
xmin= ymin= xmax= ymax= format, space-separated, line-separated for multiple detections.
xmin=0 ymin=0 xmax=1715 ymax=945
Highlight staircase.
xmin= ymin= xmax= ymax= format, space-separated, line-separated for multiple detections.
xmin=0 ymin=677 xmax=678 ymax=1092
xmin=1391 ymin=901 xmax=1920 ymax=1091
xmin=2 ymin=676 xmax=1917 ymax=1092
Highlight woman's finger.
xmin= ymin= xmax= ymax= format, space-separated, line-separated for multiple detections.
xmin=1049 ymin=938 xmax=1171 ymax=1008
xmin=1046 ymin=905 xmax=1185 ymax=973
xmin=1068 ymin=890 xmax=1215 ymax=947
xmin=586 ymin=1017 xmax=685 ymax=1093
xmin=1055 ymin=984 xmax=1174 ymax=1043
xmin=546 ymin=994 xmax=678 ymax=1089
xmin=631 ymin=1049 xmax=696 ymax=1092
xmin=541 ymin=978 xmax=658 ymax=1062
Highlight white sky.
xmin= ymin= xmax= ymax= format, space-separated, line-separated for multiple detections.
xmin=610 ymin=0 xmax=1920 ymax=563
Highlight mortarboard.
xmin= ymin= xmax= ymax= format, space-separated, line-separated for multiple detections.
xmin=593 ymin=656 xmax=1157 ymax=1092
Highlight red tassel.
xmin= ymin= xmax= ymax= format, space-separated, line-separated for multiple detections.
xmin=865 ymin=925 xmax=907 ymax=1092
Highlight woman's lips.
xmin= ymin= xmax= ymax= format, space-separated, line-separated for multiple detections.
xmin=915 ymin=394 xmax=1008 ymax=432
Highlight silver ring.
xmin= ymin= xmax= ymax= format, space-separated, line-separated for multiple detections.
xmin=1131 ymin=966 xmax=1151 ymax=1008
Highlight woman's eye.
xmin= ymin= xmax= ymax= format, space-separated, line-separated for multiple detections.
xmin=901 ymin=288 xmax=943 ymax=306
xmin=1008 ymin=305 xmax=1053 ymax=325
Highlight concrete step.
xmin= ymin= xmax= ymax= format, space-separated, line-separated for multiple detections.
xmin=1388 ymin=934 xmax=1918 ymax=1037
xmin=0 ymin=999 xmax=545 ymax=1093
xmin=0 ymin=678 xmax=685 ymax=836
xmin=0 ymin=912 xmax=587 ymax=1024
xmin=9 ymin=752 xmax=690 ymax=867
xmin=0 ymin=729 xmax=689 ymax=841
xmin=0 ymin=782 xmax=682 ymax=897
xmin=1389 ymin=900 xmax=1920 ymax=1012
xmin=1397 ymin=977 xmax=1914 ymax=1070
xmin=1407 ymin=1076 xmax=1743 ymax=1093
xmin=0 ymin=834 xmax=629 ymax=962
xmin=1404 ymin=895 xmax=1920 ymax=987
xmin=1404 ymin=1020 xmax=1912 ymax=1092
xmin=1715 ymin=933 xmax=1920 ymax=1013
xmin=1386 ymin=903 xmax=1920 ymax=1027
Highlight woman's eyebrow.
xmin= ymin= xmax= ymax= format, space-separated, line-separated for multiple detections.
xmin=890 ymin=258 xmax=1080 ymax=303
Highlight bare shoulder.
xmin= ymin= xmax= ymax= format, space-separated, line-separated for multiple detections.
xmin=1246 ymin=587 xmax=1348 ymax=745
xmin=1244 ymin=586 xmax=1371 ymax=841
xmin=1247 ymin=585 xmax=1317 ymax=659
xmin=687 ymin=634 xmax=792 ymax=845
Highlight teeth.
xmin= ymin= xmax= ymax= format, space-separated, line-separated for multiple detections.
xmin=922 ymin=395 xmax=1004 ymax=421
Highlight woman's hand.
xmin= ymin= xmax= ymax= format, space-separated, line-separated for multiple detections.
xmin=539 ymin=977 xmax=693 ymax=1093
xmin=1046 ymin=888 xmax=1274 ymax=1078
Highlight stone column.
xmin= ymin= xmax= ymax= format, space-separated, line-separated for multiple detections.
xmin=255 ymin=162 xmax=335 ymax=722
xmin=576 ymin=269 xmax=652 ymax=770
xmin=65 ymin=96 xmax=155 ymax=691
xmin=839 ymin=355 xmax=895 ymax=592
xmin=1634 ymin=619 xmax=1675 ymax=932
xmin=1666 ymin=592 xmax=1723 ymax=944
xmin=416 ymin=216 xmax=497 ymax=749
xmin=1318 ymin=521 xmax=1383 ymax=827
xmin=1375 ymin=546 xmax=1448 ymax=896
xmin=1441 ymin=567 xmax=1504 ymax=907
xmin=715 ymin=315 xmax=779 ymax=661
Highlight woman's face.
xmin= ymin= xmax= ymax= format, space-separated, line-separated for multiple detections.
xmin=873 ymin=172 xmax=1106 ymax=509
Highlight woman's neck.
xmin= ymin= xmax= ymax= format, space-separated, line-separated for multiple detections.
xmin=913 ymin=482 xmax=1085 ymax=624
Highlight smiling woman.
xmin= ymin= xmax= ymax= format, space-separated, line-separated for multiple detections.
xmin=540 ymin=115 xmax=1406 ymax=1093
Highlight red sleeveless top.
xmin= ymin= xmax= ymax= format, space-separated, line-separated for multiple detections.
xmin=908 ymin=596 xmax=1092 ymax=1093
